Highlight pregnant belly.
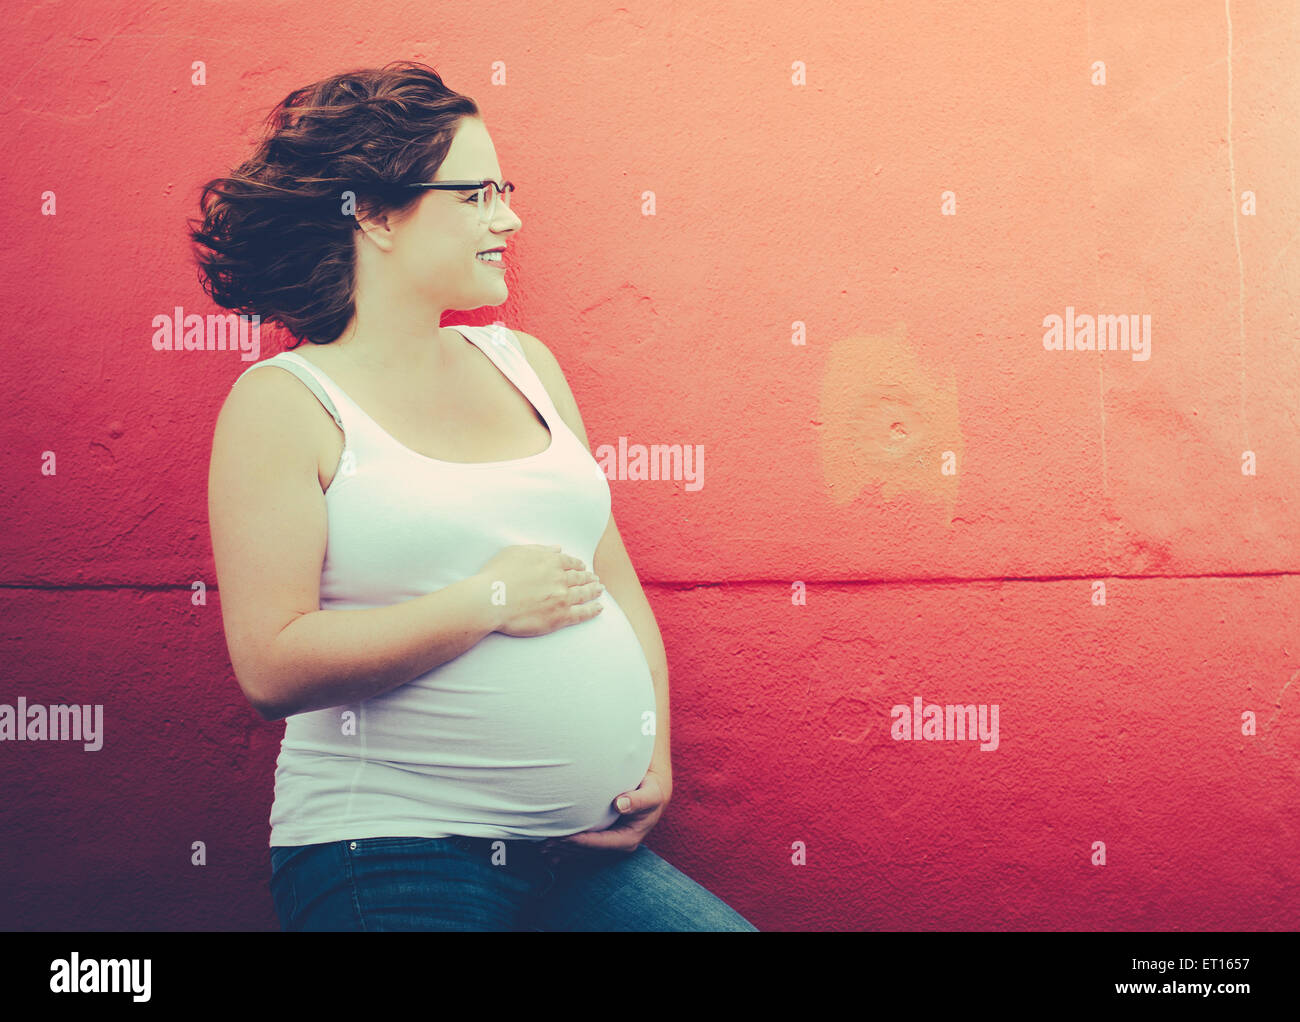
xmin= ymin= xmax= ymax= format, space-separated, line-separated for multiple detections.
xmin=353 ymin=591 xmax=658 ymax=836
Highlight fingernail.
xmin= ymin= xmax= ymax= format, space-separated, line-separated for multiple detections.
xmin=616 ymin=796 xmax=631 ymax=812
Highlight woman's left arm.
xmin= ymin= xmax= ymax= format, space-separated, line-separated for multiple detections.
xmin=555 ymin=514 xmax=673 ymax=856
xmin=590 ymin=509 xmax=673 ymax=800
xmin=513 ymin=330 xmax=673 ymax=854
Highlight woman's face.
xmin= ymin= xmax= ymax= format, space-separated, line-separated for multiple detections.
xmin=387 ymin=116 xmax=523 ymax=312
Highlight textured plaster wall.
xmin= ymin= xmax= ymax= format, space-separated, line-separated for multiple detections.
xmin=1 ymin=1 xmax=1298 ymax=930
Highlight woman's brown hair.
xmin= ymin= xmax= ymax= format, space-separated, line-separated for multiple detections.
xmin=188 ymin=60 xmax=479 ymax=347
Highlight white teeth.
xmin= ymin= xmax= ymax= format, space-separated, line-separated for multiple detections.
xmin=477 ymin=251 xmax=503 ymax=261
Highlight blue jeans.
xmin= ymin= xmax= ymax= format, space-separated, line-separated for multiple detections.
xmin=269 ymin=834 xmax=759 ymax=931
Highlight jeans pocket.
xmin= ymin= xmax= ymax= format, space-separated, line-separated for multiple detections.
xmin=270 ymin=843 xmax=323 ymax=883
xmin=269 ymin=847 xmax=306 ymax=929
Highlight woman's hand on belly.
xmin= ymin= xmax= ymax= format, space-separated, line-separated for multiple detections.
xmin=539 ymin=764 xmax=672 ymax=864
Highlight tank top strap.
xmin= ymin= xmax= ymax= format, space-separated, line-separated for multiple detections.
xmin=232 ymin=351 xmax=345 ymax=433
xmin=458 ymin=324 xmax=561 ymax=423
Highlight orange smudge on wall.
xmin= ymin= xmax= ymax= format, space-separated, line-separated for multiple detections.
xmin=817 ymin=322 xmax=962 ymax=515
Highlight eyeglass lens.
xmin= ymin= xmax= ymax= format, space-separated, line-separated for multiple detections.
xmin=478 ymin=183 xmax=511 ymax=222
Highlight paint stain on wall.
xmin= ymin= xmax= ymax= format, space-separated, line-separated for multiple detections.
xmin=817 ymin=322 xmax=961 ymax=515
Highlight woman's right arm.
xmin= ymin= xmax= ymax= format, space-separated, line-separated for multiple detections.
xmin=207 ymin=369 xmax=506 ymax=722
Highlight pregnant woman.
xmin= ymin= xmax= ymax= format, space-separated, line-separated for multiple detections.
xmin=195 ymin=61 xmax=756 ymax=931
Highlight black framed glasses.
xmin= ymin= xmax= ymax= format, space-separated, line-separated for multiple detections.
xmin=403 ymin=179 xmax=515 ymax=223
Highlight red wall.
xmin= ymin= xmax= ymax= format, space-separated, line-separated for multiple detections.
xmin=2 ymin=2 xmax=1297 ymax=931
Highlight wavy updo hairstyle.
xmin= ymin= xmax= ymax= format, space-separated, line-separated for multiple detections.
xmin=188 ymin=61 xmax=479 ymax=347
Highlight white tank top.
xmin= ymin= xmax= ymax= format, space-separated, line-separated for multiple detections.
xmin=232 ymin=325 xmax=657 ymax=846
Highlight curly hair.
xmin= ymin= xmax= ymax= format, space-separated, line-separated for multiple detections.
xmin=188 ymin=60 xmax=479 ymax=347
